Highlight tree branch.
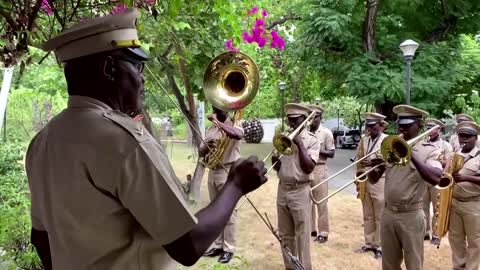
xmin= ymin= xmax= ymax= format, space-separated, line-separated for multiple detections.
xmin=0 ymin=7 xmax=19 ymax=31
xmin=27 ymin=0 xmax=43 ymax=31
xmin=266 ymin=14 xmax=301 ymax=30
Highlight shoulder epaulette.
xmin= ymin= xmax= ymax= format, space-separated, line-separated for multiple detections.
xmin=102 ymin=110 xmax=148 ymax=143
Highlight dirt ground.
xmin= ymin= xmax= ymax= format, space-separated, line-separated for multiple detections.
xmin=168 ymin=142 xmax=452 ymax=270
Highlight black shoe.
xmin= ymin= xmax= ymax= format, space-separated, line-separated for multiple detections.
xmin=203 ymin=248 xmax=224 ymax=257
xmin=373 ymin=249 xmax=382 ymax=259
xmin=218 ymin=252 xmax=233 ymax=263
xmin=354 ymin=245 xmax=373 ymax=253
xmin=311 ymin=231 xmax=318 ymax=237
xmin=314 ymin=235 xmax=328 ymax=243
xmin=424 ymin=234 xmax=431 ymax=241
xmin=431 ymin=236 xmax=441 ymax=246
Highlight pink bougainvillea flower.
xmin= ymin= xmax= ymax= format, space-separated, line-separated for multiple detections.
xmin=40 ymin=0 xmax=53 ymax=15
xmin=242 ymin=31 xmax=254 ymax=43
xmin=247 ymin=6 xmax=259 ymax=15
xmin=225 ymin=38 xmax=239 ymax=52
xmin=111 ymin=3 xmax=128 ymax=14
xmin=261 ymin=9 xmax=268 ymax=17
xmin=143 ymin=0 xmax=156 ymax=5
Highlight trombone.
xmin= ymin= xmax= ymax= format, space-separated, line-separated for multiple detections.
xmin=235 ymin=111 xmax=317 ymax=211
xmin=310 ymin=125 xmax=441 ymax=205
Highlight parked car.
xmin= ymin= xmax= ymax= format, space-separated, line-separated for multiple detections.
xmin=332 ymin=128 xmax=361 ymax=149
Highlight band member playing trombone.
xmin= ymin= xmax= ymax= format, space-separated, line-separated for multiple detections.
xmin=371 ymin=105 xmax=442 ymax=270
xmin=354 ymin=113 xmax=388 ymax=259
xmin=201 ymin=106 xmax=244 ymax=264
xmin=423 ymin=118 xmax=452 ymax=245
xmin=447 ymin=121 xmax=480 ymax=270
xmin=26 ymin=9 xmax=268 ymax=270
xmin=272 ymin=103 xmax=320 ymax=270
xmin=307 ymin=104 xmax=335 ymax=244
xmin=450 ymin=114 xmax=480 ymax=151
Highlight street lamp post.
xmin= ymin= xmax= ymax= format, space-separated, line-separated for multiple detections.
xmin=278 ymin=81 xmax=287 ymax=132
xmin=399 ymin=39 xmax=419 ymax=105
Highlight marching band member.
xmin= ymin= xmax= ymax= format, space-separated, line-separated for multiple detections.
xmin=448 ymin=121 xmax=480 ymax=270
xmin=423 ymin=118 xmax=453 ymax=245
xmin=371 ymin=105 xmax=442 ymax=270
xmin=354 ymin=113 xmax=388 ymax=259
xmin=26 ymin=9 xmax=268 ymax=270
xmin=308 ymin=104 xmax=335 ymax=244
xmin=450 ymin=114 xmax=480 ymax=151
xmin=201 ymin=106 xmax=244 ymax=264
xmin=272 ymin=103 xmax=320 ymax=270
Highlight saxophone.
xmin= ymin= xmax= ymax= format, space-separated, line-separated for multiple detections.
xmin=433 ymin=145 xmax=465 ymax=247
xmin=355 ymin=132 xmax=368 ymax=200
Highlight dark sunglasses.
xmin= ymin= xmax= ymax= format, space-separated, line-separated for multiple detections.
xmin=397 ymin=123 xmax=414 ymax=129
xmin=458 ymin=133 xmax=476 ymax=138
xmin=112 ymin=57 xmax=145 ymax=73
xmin=366 ymin=123 xmax=378 ymax=128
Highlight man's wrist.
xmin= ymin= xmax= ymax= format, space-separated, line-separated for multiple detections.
xmin=224 ymin=181 xmax=244 ymax=199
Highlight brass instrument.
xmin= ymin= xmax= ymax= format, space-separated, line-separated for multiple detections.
xmin=272 ymin=111 xmax=316 ymax=155
xmin=433 ymin=145 xmax=465 ymax=248
xmin=355 ymin=131 xmax=368 ymax=200
xmin=310 ymin=125 xmax=441 ymax=205
xmin=235 ymin=113 xmax=316 ymax=211
xmin=200 ymin=52 xmax=259 ymax=169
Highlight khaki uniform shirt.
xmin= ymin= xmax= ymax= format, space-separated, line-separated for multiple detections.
xmin=357 ymin=133 xmax=388 ymax=181
xmin=384 ymin=141 xmax=442 ymax=206
xmin=26 ymin=96 xmax=197 ymax=270
xmin=278 ymin=130 xmax=320 ymax=183
xmin=202 ymin=118 xmax=243 ymax=166
xmin=453 ymin=146 xmax=480 ymax=199
xmin=450 ymin=134 xmax=480 ymax=152
xmin=315 ymin=126 xmax=335 ymax=164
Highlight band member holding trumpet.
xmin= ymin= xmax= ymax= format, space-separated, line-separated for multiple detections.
xmin=371 ymin=105 xmax=442 ymax=270
xmin=307 ymin=104 xmax=335 ymax=244
xmin=201 ymin=106 xmax=244 ymax=264
xmin=450 ymin=114 xmax=480 ymax=151
xmin=354 ymin=112 xmax=388 ymax=259
xmin=272 ymin=103 xmax=320 ymax=270
xmin=447 ymin=121 xmax=480 ymax=270
xmin=423 ymin=118 xmax=452 ymax=245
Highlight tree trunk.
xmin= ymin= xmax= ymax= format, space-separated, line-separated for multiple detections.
xmin=362 ymin=0 xmax=379 ymax=53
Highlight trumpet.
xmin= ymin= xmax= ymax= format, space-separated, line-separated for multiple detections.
xmin=433 ymin=144 xmax=465 ymax=248
xmin=310 ymin=125 xmax=441 ymax=204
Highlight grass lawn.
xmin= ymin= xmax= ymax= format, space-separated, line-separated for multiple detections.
xmin=163 ymin=142 xmax=452 ymax=270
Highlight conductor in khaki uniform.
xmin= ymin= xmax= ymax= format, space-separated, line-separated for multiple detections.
xmin=25 ymin=9 xmax=267 ymax=270
xmin=200 ymin=107 xmax=243 ymax=263
xmin=354 ymin=112 xmax=388 ymax=259
xmin=423 ymin=118 xmax=453 ymax=245
xmin=450 ymin=114 xmax=480 ymax=151
xmin=307 ymin=104 xmax=335 ymax=243
xmin=447 ymin=121 xmax=480 ymax=270
xmin=372 ymin=105 xmax=442 ymax=270
xmin=272 ymin=103 xmax=320 ymax=270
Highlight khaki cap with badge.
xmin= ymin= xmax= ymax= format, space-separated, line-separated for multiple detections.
xmin=425 ymin=118 xmax=445 ymax=129
xmin=308 ymin=104 xmax=324 ymax=114
xmin=363 ymin=112 xmax=387 ymax=126
xmin=393 ymin=105 xmax=429 ymax=124
xmin=42 ymin=8 xmax=149 ymax=62
xmin=455 ymin=114 xmax=474 ymax=123
xmin=285 ymin=103 xmax=312 ymax=118
xmin=455 ymin=121 xmax=480 ymax=136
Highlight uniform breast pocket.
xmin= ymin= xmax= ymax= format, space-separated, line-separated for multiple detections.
xmin=463 ymin=161 xmax=479 ymax=175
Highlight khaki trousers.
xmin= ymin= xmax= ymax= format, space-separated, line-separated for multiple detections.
xmin=362 ymin=178 xmax=385 ymax=249
xmin=208 ymin=165 xmax=236 ymax=253
xmin=310 ymin=165 xmax=329 ymax=237
xmin=381 ymin=207 xmax=425 ymax=270
xmin=448 ymin=198 xmax=480 ymax=270
xmin=277 ymin=184 xmax=312 ymax=270
xmin=423 ymin=184 xmax=440 ymax=237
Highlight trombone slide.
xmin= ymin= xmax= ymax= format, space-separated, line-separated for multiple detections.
xmin=310 ymin=164 xmax=383 ymax=205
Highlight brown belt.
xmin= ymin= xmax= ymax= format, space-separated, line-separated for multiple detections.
xmin=279 ymin=181 xmax=310 ymax=190
xmin=385 ymin=201 xmax=423 ymax=212
xmin=453 ymin=196 xmax=480 ymax=202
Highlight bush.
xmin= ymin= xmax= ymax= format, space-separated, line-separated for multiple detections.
xmin=0 ymin=143 xmax=42 ymax=270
